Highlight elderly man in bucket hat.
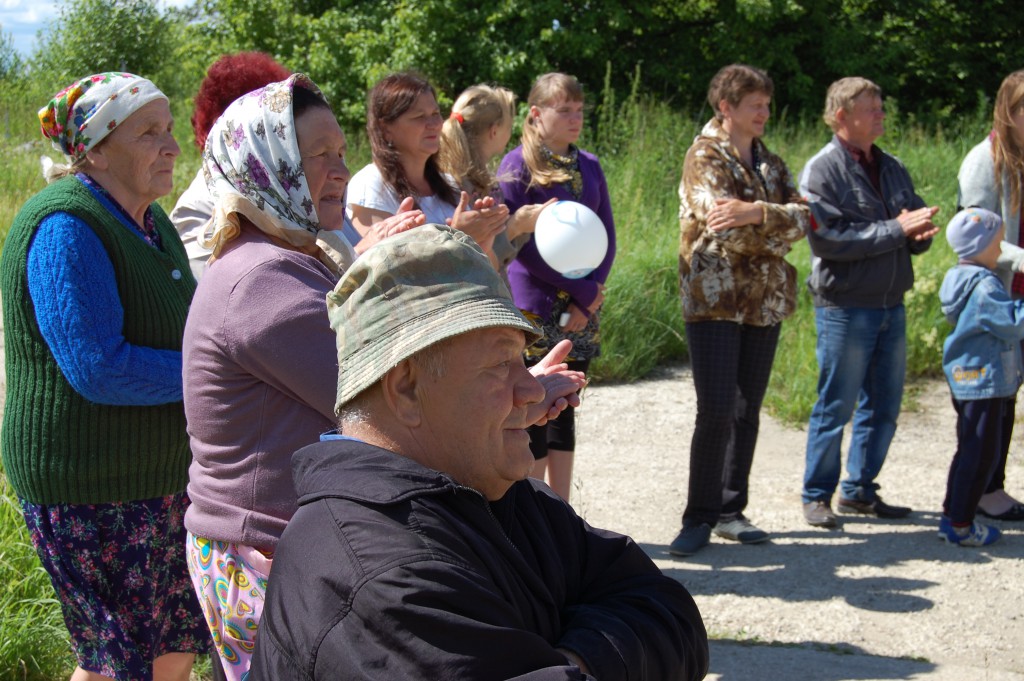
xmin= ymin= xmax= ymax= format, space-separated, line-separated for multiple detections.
xmin=250 ymin=224 xmax=709 ymax=680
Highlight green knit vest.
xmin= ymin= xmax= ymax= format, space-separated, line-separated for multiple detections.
xmin=0 ymin=177 xmax=197 ymax=504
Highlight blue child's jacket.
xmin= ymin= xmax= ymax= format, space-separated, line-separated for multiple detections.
xmin=940 ymin=264 xmax=1024 ymax=400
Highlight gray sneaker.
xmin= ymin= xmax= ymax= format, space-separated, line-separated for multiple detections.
xmin=803 ymin=500 xmax=838 ymax=528
xmin=714 ymin=515 xmax=770 ymax=544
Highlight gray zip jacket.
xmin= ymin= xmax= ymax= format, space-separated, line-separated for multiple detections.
xmin=798 ymin=136 xmax=931 ymax=308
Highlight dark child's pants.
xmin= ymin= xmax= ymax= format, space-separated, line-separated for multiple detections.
xmin=945 ymin=396 xmax=1013 ymax=524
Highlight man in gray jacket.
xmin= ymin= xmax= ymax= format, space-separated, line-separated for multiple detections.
xmin=799 ymin=77 xmax=939 ymax=528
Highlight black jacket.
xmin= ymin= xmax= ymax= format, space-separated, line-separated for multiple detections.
xmin=251 ymin=438 xmax=708 ymax=680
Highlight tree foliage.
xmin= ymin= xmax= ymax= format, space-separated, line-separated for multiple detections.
xmin=16 ymin=0 xmax=1024 ymax=131
xmin=0 ymin=27 xmax=21 ymax=81
xmin=30 ymin=0 xmax=172 ymax=92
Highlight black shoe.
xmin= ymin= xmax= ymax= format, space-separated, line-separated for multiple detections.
xmin=669 ymin=524 xmax=711 ymax=557
xmin=837 ymin=495 xmax=911 ymax=518
xmin=803 ymin=500 xmax=838 ymax=528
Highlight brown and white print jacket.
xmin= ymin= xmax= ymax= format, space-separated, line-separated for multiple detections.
xmin=678 ymin=118 xmax=809 ymax=326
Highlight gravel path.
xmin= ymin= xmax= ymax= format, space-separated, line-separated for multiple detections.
xmin=573 ymin=363 xmax=1024 ymax=680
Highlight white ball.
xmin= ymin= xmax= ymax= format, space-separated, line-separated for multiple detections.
xmin=533 ymin=200 xmax=608 ymax=279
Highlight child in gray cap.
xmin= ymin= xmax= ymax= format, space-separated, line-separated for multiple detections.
xmin=938 ymin=207 xmax=1024 ymax=545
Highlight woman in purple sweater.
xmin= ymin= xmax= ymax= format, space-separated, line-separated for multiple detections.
xmin=181 ymin=75 xmax=426 ymax=679
xmin=183 ymin=74 xmax=586 ymax=677
xmin=498 ymin=72 xmax=617 ymax=501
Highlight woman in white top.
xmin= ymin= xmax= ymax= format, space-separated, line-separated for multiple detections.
xmin=348 ymin=72 xmax=507 ymax=254
xmin=957 ymin=69 xmax=1024 ymax=521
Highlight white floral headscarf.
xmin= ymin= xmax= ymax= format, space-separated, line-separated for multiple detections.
xmin=39 ymin=72 xmax=166 ymax=162
xmin=201 ymin=73 xmax=355 ymax=274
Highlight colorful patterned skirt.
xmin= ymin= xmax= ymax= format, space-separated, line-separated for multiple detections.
xmin=20 ymin=492 xmax=209 ymax=680
xmin=522 ymin=290 xmax=602 ymax=362
xmin=185 ymin=533 xmax=273 ymax=681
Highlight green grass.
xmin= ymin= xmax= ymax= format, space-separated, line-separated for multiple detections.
xmin=0 ymin=482 xmax=74 ymax=679
xmin=0 ymin=85 xmax=990 ymax=677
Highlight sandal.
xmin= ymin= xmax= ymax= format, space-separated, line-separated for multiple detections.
xmin=977 ymin=503 xmax=1024 ymax=521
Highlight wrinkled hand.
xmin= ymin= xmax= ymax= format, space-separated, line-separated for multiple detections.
xmin=707 ymin=197 xmax=762 ymax=232
xmin=447 ymin=191 xmax=509 ymax=250
xmin=507 ymin=198 xmax=558 ymax=240
xmin=527 ymin=340 xmax=586 ymax=426
xmin=897 ymin=206 xmax=940 ymax=241
xmin=354 ymin=196 xmax=426 ymax=254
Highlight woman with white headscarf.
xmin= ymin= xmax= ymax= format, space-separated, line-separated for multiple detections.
xmin=0 ymin=72 xmax=206 ymax=680
xmin=180 ymin=73 xmax=437 ymax=678
xmin=182 ymin=75 xmax=587 ymax=678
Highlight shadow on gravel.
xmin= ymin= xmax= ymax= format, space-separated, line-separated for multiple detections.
xmin=642 ymin=510 xmax=1020 ymax=618
xmin=640 ymin=526 xmax=949 ymax=614
xmin=706 ymin=639 xmax=937 ymax=680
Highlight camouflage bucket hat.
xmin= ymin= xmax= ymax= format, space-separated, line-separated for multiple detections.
xmin=328 ymin=224 xmax=541 ymax=412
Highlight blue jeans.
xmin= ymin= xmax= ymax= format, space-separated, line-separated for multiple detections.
xmin=803 ymin=305 xmax=906 ymax=504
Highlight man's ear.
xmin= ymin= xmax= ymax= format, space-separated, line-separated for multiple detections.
xmin=380 ymin=358 xmax=422 ymax=428
xmin=835 ymin=107 xmax=847 ymax=125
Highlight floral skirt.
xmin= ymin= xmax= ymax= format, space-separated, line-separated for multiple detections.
xmin=185 ymin=533 xmax=273 ymax=681
xmin=522 ymin=290 xmax=601 ymax=362
xmin=20 ymin=492 xmax=209 ymax=680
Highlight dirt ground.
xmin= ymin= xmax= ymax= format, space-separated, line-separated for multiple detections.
xmin=572 ymin=363 xmax=1024 ymax=680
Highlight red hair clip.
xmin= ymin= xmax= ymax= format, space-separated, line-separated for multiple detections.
xmin=450 ymin=111 xmax=464 ymax=125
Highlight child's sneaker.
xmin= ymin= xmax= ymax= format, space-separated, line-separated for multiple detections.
xmin=938 ymin=518 xmax=1001 ymax=547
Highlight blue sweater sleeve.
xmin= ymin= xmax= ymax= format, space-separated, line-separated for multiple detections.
xmin=27 ymin=212 xmax=184 ymax=405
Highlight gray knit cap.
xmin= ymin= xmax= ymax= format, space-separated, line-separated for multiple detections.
xmin=946 ymin=207 xmax=1003 ymax=260
xmin=328 ymin=224 xmax=541 ymax=411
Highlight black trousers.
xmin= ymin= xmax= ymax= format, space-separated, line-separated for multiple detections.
xmin=945 ymin=396 xmax=1012 ymax=524
xmin=683 ymin=320 xmax=780 ymax=527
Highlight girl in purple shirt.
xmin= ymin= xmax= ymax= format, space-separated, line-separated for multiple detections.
xmin=498 ymin=73 xmax=617 ymax=501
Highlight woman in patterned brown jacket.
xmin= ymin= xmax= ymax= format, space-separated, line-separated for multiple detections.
xmin=670 ymin=64 xmax=809 ymax=558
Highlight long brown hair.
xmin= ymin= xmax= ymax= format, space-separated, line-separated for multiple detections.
xmin=438 ymin=84 xmax=515 ymax=194
xmin=521 ymin=72 xmax=584 ymax=188
xmin=992 ymin=70 xmax=1024 ymax=216
xmin=366 ymin=72 xmax=457 ymax=206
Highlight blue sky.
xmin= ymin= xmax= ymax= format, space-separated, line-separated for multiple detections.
xmin=0 ymin=1 xmax=58 ymax=56
xmin=1 ymin=0 xmax=191 ymax=57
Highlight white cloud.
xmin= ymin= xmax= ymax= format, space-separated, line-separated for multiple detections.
xmin=0 ymin=1 xmax=57 ymax=27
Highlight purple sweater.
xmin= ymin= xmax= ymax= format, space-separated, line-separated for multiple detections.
xmin=498 ymin=145 xmax=616 ymax=318
xmin=183 ymin=226 xmax=338 ymax=549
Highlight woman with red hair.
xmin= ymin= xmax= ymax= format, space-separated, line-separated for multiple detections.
xmin=171 ymin=52 xmax=291 ymax=279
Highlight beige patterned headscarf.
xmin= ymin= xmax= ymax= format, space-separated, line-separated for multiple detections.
xmin=201 ymin=74 xmax=355 ymax=275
